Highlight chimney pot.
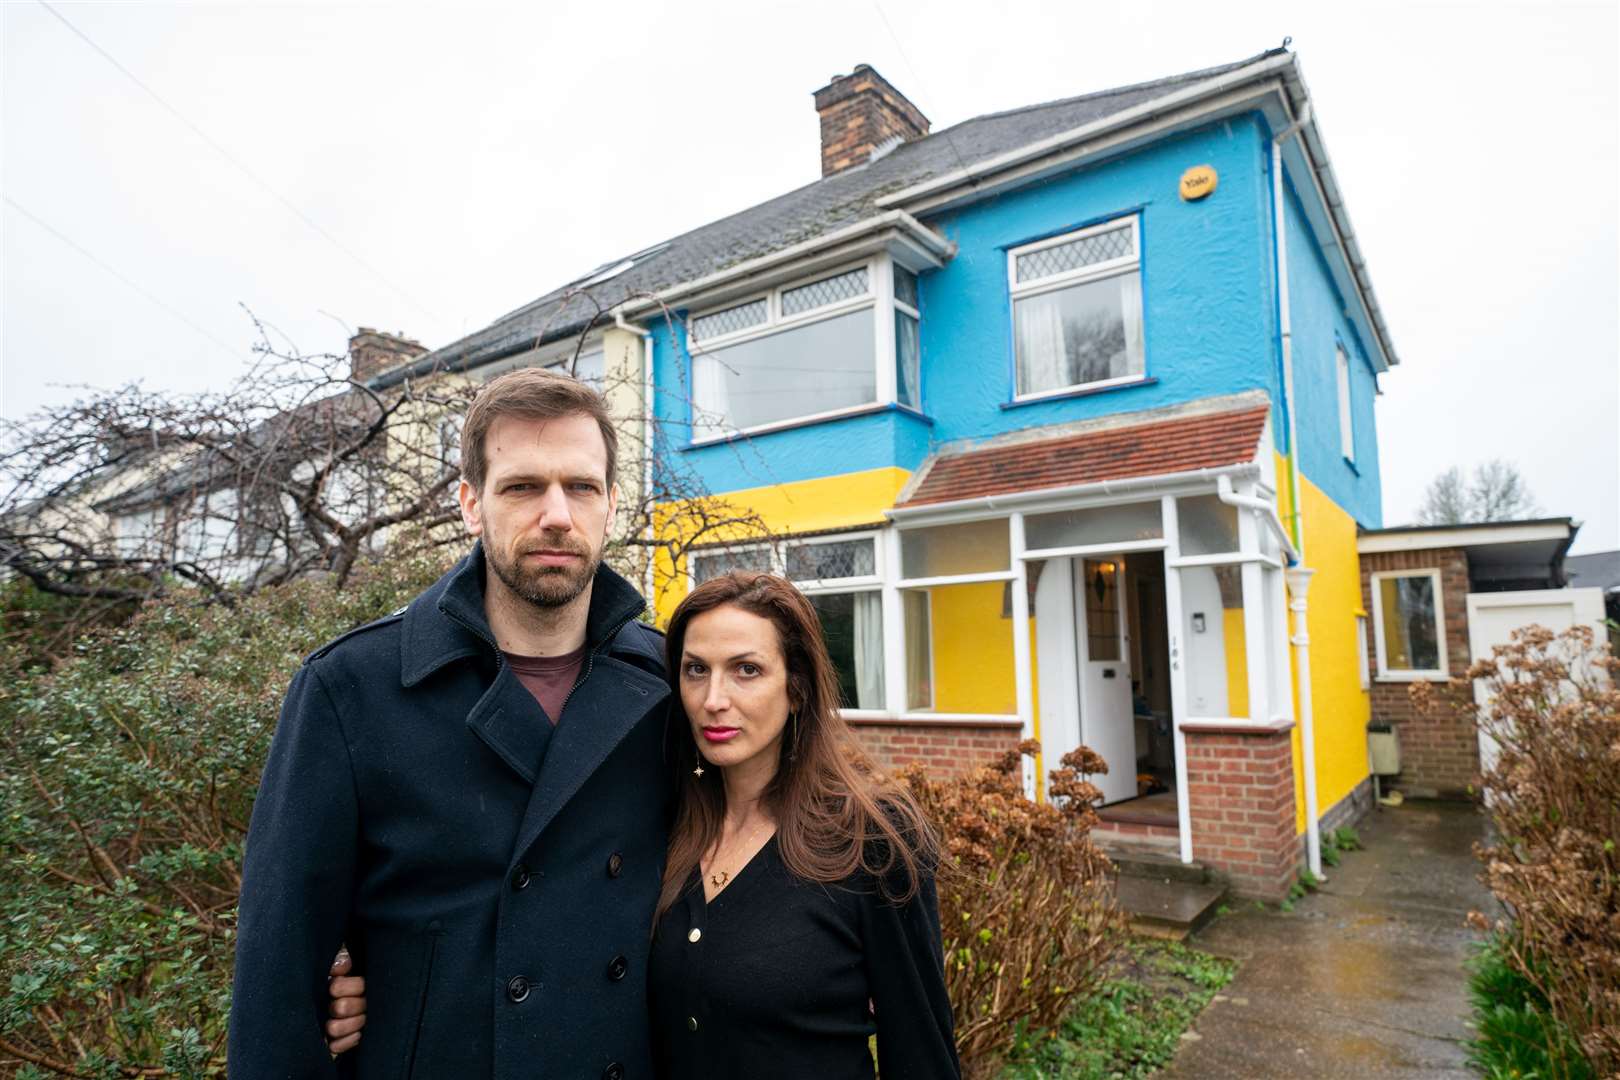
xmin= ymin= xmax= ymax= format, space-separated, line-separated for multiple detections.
xmin=348 ymin=327 xmax=428 ymax=384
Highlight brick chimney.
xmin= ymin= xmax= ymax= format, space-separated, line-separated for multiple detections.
xmin=813 ymin=65 xmax=929 ymax=178
xmin=348 ymin=328 xmax=427 ymax=383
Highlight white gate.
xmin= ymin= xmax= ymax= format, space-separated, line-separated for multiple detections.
xmin=1465 ymin=587 xmax=1607 ymax=773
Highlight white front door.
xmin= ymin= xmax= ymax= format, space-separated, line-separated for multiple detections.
xmin=1077 ymin=558 xmax=1136 ymax=803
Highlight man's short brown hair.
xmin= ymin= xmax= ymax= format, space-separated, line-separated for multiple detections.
xmin=460 ymin=368 xmax=618 ymax=493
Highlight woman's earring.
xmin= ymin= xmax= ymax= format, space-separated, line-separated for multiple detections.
xmin=693 ymin=742 xmax=705 ymax=778
xmin=787 ymin=713 xmax=799 ymax=762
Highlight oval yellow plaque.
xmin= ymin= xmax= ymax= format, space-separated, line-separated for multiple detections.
xmin=1180 ymin=165 xmax=1218 ymax=201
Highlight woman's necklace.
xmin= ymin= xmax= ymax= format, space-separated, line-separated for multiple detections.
xmin=705 ymin=818 xmax=772 ymax=892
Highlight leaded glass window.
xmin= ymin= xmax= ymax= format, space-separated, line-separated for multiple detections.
xmin=690 ymin=298 xmax=767 ymax=342
xmin=691 ymin=546 xmax=772 ymax=583
xmin=781 ymin=268 xmax=869 ymax=317
xmin=785 ymin=538 xmax=876 ymax=582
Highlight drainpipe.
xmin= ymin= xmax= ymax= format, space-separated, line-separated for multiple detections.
xmin=614 ymin=308 xmax=657 ymax=605
xmin=1272 ymin=102 xmax=1324 ymax=880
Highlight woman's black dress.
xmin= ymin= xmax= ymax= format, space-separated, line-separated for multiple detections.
xmin=647 ymin=835 xmax=960 ymax=1080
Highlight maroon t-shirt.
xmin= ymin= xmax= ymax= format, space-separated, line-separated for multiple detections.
xmin=503 ymin=645 xmax=586 ymax=726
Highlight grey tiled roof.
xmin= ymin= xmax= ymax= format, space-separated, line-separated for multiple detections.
xmin=383 ymin=50 xmax=1280 ymax=385
xmin=1566 ymin=550 xmax=1620 ymax=591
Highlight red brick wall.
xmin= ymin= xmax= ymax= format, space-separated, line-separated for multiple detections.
xmin=1184 ymin=727 xmax=1302 ymax=900
xmin=847 ymin=720 xmax=1022 ymax=778
xmin=1359 ymin=549 xmax=1478 ymax=798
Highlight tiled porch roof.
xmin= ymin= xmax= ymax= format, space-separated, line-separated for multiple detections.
xmin=897 ymin=403 xmax=1271 ymax=508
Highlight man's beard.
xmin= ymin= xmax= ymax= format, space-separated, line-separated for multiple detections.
xmin=486 ymin=533 xmax=602 ymax=609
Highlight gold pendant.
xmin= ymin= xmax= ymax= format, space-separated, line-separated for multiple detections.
xmin=710 ymin=869 xmax=729 ymax=888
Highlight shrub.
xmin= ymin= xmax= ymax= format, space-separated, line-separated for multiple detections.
xmin=0 ymin=549 xmax=450 ymax=1077
xmin=1415 ymin=625 xmax=1618 ymax=1077
xmin=1465 ymin=931 xmax=1593 ymax=1080
xmin=900 ymin=742 xmax=1126 ymax=1079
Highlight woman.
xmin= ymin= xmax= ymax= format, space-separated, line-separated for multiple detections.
xmin=327 ymin=571 xmax=959 ymax=1078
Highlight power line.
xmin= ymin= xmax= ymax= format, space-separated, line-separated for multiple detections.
xmin=868 ymin=0 xmax=974 ymax=180
xmin=3 ymin=194 xmax=247 ymax=361
xmin=36 ymin=0 xmax=442 ymax=323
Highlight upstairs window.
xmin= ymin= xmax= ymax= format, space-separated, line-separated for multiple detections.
xmin=1009 ymin=216 xmax=1144 ymax=399
xmin=1336 ymin=344 xmax=1355 ymax=462
xmin=688 ymin=260 xmax=920 ymax=442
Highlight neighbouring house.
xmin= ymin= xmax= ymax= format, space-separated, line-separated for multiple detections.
xmin=1566 ymin=548 xmax=1620 ymax=644
xmin=364 ymin=48 xmax=1397 ymax=900
xmin=1359 ymin=519 xmax=1608 ymax=798
xmin=92 ymin=329 xmax=430 ymax=583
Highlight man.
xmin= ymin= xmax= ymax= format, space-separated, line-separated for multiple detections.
xmin=229 ymin=369 xmax=671 ymax=1079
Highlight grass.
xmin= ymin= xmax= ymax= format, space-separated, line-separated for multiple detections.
xmin=1000 ymin=937 xmax=1236 ymax=1079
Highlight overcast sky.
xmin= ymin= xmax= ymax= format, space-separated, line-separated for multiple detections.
xmin=3 ymin=0 xmax=1616 ymax=553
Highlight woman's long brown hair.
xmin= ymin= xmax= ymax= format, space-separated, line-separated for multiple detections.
xmin=655 ymin=571 xmax=938 ymax=923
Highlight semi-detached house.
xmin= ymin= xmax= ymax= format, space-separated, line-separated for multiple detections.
xmin=374 ymin=48 xmax=1397 ymax=900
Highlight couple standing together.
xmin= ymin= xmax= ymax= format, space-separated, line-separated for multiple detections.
xmin=227 ymin=369 xmax=960 ymax=1079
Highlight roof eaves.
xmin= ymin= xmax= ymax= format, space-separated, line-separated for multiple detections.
xmin=875 ymin=51 xmax=1296 ymax=210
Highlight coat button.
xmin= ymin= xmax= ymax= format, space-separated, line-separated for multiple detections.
xmin=686 ymin=1016 xmax=699 ymax=1032
xmin=511 ymin=864 xmax=530 ymax=891
xmin=606 ymin=852 xmax=623 ymax=878
xmin=602 ymin=1065 xmax=624 ymax=1080
xmin=506 ymin=975 xmax=530 ymax=1003
xmin=687 ymin=927 xmax=701 ymax=943
xmin=606 ymin=954 xmax=628 ymax=981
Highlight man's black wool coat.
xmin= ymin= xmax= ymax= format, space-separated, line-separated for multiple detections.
xmin=229 ymin=544 xmax=672 ymax=1080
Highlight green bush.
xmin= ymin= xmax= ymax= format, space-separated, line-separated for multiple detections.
xmin=1465 ymin=932 xmax=1593 ymax=1080
xmin=0 ymin=550 xmax=450 ymax=1076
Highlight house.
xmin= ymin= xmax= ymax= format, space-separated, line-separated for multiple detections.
xmin=1358 ymin=518 xmax=1607 ymax=798
xmin=368 ymin=48 xmax=1396 ymax=900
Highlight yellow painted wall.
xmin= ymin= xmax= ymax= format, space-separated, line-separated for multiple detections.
xmin=1278 ymin=453 xmax=1373 ymax=835
xmin=652 ymin=467 xmax=911 ymax=625
xmin=1223 ymin=608 xmax=1250 ymax=719
xmin=926 ymin=582 xmax=1017 ymax=714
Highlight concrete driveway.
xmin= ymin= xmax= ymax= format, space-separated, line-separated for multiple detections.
xmin=1163 ymin=800 xmax=1497 ymax=1078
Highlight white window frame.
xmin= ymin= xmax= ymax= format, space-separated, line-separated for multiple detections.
xmin=899 ymin=587 xmax=936 ymax=712
xmin=1007 ymin=214 xmax=1146 ymax=402
xmin=1370 ymin=569 xmax=1449 ymax=681
xmin=686 ymin=258 xmax=914 ymax=443
xmin=1356 ymin=614 xmax=1371 ymax=690
xmin=687 ymin=530 xmax=889 ymax=715
xmin=1336 ymin=343 xmax=1355 ymax=463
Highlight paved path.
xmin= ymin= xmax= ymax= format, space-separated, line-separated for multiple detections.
xmin=1164 ymin=801 xmax=1497 ymax=1079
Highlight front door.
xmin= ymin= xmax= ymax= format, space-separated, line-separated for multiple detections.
xmin=1077 ymin=558 xmax=1136 ymax=803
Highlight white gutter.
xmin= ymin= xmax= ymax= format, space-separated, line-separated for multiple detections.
xmin=614 ymin=307 xmax=657 ymax=604
xmin=618 ymin=210 xmax=952 ymax=319
xmin=1271 ymin=104 xmax=1323 ymax=881
xmin=884 ymin=463 xmax=1261 ymax=523
xmin=1216 ymin=473 xmax=1299 ymax=565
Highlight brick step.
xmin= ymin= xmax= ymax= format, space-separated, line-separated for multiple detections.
xmin=1107 ymin=847 xmax=1212 ymax=885
xmin=1111 ymin=874 xmax=1228 ymax=941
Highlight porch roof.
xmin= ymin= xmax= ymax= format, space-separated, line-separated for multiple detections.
xmin=895 ymin=400 xmax=1271 ymax=508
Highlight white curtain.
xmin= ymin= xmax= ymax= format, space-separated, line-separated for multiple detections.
xmin=1014 ymin=292 xmax=1068 ymax=394
xmin=689 ymin=344 xmax=726 ymax=441
xmin=851 ymin=591 xmax=885 ymax=710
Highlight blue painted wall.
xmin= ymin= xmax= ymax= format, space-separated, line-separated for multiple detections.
xmin=919 ymin=115 xmax=1279 ymax=444
xmin=1278 ymin=173 xmax=1383 ymax=528
xmin=649 ymin=316 xmax=933 ymax=492
xmin=654 ymin=110 xmax=1381 ymax=523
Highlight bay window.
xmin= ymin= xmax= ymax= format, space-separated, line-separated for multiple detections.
xmin=688 ymin=533 xmax=886 ymax=710
xmin=688 ymin=259 xmax=922 ymax=441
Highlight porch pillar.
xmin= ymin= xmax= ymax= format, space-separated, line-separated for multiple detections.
xmin=1182 ymin=721 xmax=1303 ymax=900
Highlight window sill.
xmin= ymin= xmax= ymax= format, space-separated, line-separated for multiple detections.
xmin=686 ymin=401 xmax=931 ymax=448
xmin=842 ymin=712 xmax=1024 ymax=727
xmin=1178 ymin=717 xmax=1296 ymax=735
xmin=1374 ymin=672 xmax=1451 ymax=683
xmin=1001 ymin=376 xmax=1158 ymax=410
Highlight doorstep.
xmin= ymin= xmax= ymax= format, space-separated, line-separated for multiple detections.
xmin=1105 ymin=846 xmax=1227 ymax=941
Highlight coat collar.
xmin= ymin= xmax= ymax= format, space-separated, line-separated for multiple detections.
xmin=400 ymin=541 xmax=648 ymax=688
